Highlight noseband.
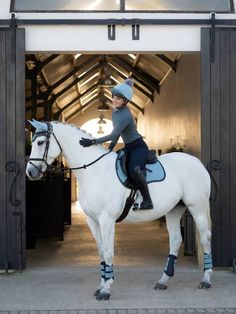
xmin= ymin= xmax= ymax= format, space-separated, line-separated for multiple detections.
xmin=28 ymin=122 xmax=62 ymax=174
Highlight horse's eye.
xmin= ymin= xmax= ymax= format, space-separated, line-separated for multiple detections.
xmin=38 ymin=140 xmax=45 ymax=146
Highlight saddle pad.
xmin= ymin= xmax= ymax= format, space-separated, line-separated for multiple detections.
xmin=115 ymin=150 xmax=166 ymax=188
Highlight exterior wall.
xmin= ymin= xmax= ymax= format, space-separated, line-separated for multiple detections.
xmin=137 ymin=54 xmax=201 ymax=157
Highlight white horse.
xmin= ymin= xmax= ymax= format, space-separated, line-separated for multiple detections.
xmin=26 ymin=120 xmax=213 ymax=300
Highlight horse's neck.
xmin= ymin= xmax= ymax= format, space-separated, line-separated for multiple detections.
xmin=53 ymin=124 xmax=116 ymax=183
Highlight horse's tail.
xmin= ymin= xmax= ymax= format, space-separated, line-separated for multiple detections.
xmin=206 ymin=160 xmax=221 ymax=208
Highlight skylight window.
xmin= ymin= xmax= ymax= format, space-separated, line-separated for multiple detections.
xmin=12 ymin=0 xmax=120 ymax=11
xmin=126 ymin=0 xmax=232 ymax=12
xmin=12 ymin=0 xmax=233 ymax=12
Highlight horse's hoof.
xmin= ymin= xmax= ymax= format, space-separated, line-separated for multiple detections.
xmin=198 ymin=281 xmax=211 ymax=289
xmin=96 ymin=292 xmax=111 ymax=301
xmin=94 ymin=289 xmax=101 ymax=296
xmin=154 ymin=282 xmax=167 ymax=290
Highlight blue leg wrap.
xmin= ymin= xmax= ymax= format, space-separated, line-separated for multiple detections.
xmin=104 ymin=263 xmax=114 ymax=281
xmin=204 ymin=252 xmax=213 ymax=271
xmin=100 ymin=261 xmax=105 ymax=279
xmin=164 ymin=254 xmax=177 ymax=277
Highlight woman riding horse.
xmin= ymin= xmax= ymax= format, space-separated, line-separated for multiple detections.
xmin=79 ymin=78 xmax=153 ymax=210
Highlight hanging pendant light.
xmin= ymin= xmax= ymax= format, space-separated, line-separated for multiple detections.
xmin=97 ymin=113 xmax=107 ymax=124
xmin=97 ymin=125 xmax=104 ymax=134
xmin=97 ymin=95 xmax=110 ymax=111
xmin=98 ymin=64 xmax=116 ymax=87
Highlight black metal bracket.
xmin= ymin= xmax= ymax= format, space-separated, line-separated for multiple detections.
xmin=132 ymin=24 xmax=140 ymax=40
xmin=233 ymin=258 xmax=236 ymax=274
xmin=208 ymin=159 xmax=222 ymax=171
xmin=5 ymin=161 xmax=21 ymax=207
xmin=210 ymin=12 xmax=216 ymax=63
xmin=108 ymin=25 xmax=115 ymax=40
xmin=10 ymin=13 xmax=17 ymax=28
xmin=10 ymin=13 xmax=17 ymax=63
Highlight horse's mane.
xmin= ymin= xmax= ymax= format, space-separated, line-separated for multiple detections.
xmin=52 ymin=121 xmax=94 ymax=138
xmin=51 ymin=121 xmax=108 ymax=152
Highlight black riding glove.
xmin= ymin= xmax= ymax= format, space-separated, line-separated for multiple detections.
xmin=79 ymin=137 xmax=96 ymax=147
xmin=108 ymin=142 xmax=115 ymax=150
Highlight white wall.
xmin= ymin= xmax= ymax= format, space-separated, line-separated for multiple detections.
xmin=1 ymin=0 xmax=236 ymax=52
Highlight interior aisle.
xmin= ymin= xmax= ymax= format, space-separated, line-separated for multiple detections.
xmin=27 ymin=202 xmax=197 ymax=269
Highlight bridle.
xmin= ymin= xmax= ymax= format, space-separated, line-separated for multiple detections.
xmin=28 ymin=122 xmax=62 ymax=175
xmin=28 ymin=122 xmax=112 ymax=175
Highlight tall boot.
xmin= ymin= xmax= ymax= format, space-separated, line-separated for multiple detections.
xmin=131 ymin=167 xmax=153 ymax=210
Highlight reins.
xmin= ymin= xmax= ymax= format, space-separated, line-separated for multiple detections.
xmin=68 ymin=149 xmax=112 ymax=170
xmin=28 ymin=122 xmax=112 ymax=174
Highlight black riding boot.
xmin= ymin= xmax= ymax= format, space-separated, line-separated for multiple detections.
xmin=131 ymin=167 xmax=153 ymax=210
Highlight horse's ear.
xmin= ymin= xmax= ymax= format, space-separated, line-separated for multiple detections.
xmin=28 ymin=119 xmax=48 ymax=131
xmin=28 ymin=119 xmax=38 ymax=130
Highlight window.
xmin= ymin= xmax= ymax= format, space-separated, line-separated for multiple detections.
xmin=12 ymin=0 xmax=120 ymax=12
xmin=12 ymin=0 xmax=233 ymax=13
xmin=125 ymin=0 xmax=232 ymax=12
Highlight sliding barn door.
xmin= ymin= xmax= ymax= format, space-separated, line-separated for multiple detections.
xmin=0 ymin=28 xmax=26 ymax=271
xmin=201 ymin=28 xmax=236 ymax=267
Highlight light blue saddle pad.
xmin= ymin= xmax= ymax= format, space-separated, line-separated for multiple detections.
xmin=115 ymin=150 xmax=166 ymax=189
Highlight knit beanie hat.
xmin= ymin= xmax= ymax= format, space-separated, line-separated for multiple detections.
xmin=111 ymin=78 xmax=134 ymax=101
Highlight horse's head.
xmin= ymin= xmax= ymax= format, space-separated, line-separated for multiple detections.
xmin=26 ymin=120 xmax=62 ymax=180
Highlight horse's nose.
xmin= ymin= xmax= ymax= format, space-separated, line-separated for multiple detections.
xmin=28 ymin=169 xmax=33 ymax=178
xmin=26 ymin=166 xmax=37 ymax=180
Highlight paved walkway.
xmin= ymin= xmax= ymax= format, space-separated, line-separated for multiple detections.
xmin=0 ymin=308 xmax=236 ymax=313
xmin=1 ymin=204 xmax=235 ymax=313
xmin=0 ymin=267 xmax=235 ymax=312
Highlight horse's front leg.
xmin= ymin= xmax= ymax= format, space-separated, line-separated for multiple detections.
xmin=86 ymin=216 xmax=106 ymax=296
xmin=95 ymin=214 xmax=115 ymax=301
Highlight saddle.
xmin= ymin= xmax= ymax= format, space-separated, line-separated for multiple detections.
xmin=115 ymin=149 xmax=166 ymax=190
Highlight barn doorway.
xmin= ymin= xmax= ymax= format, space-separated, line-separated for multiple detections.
xmin=25 ymin=53 xmax=200 ymax=269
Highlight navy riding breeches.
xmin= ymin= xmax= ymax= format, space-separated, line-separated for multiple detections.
xmin=124 ymin=137 xmax=149 ymax=175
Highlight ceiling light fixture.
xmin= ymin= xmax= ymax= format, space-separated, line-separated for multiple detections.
xmin=97 ymin=95 xmax=110 ymax=111
xmin=97 ymin=113 xmax=107 ymax=124
xmin=98 ymin=64 xmax=116 ymax=87
xmin=97 ymin=125 xmax=104 ymax=134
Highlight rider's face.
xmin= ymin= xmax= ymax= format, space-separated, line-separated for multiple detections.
xmin=112 ymin=95 xmax=126 ymax=108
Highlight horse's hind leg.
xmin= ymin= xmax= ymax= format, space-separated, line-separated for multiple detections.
xmin=188 ymin=202 xmax=213 ymax=289
xmin=154 ymin=205 xmax=186 ymax=290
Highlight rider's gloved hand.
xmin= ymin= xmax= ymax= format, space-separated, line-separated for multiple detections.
xmin=79 ymin=137 xmax=96 ymax=147
xmin=108 ymin=142 xmax=115 ymax=150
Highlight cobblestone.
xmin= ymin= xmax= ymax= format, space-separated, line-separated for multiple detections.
xmin=1 ymin=310 xmax=236 ymax=314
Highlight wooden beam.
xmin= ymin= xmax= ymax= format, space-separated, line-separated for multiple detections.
xmin=111 ymin=55 xmax=160 ymax=93
xmin=156 ymin=54 xmax=177 ymax=71
xmin=107 ymin=63 xmax=154 ymax=101
xmin=54 ymin=83 xmax=99 ymax=119
xmin=67 ymin=96 xmax=97 ymax=120
xmin=48 ymin=63 xmax=100 ymax=105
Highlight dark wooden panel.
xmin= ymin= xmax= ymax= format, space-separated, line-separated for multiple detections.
xmin=6 ymin=29 xmax=17 ymax=269
xmin=201 ymin=28 xmax=211 ymax=165
xmin=220 ymin=29 xmax=231 ymax=266
xmin=15 ymin=28 xmax=26 ymax=269
xmin=210 ymin=29 xmax=222 ymax=266
xmin=229 ymin=30 xmax=236 ymax=261
xmin=0 ymin=29 xmax=25 ymax=270
xmin=0 ymin=31 xmax=7 ymax=270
